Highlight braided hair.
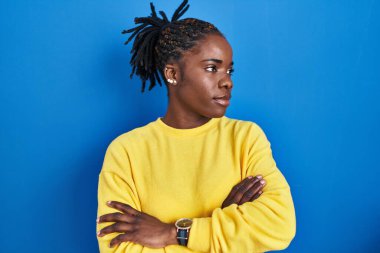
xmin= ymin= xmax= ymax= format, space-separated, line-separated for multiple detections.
xmin=122 ymin=0 xmax=224 ymax=92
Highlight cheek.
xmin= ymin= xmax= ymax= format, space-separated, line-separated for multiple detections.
xmin=193 ymin=74 xmax=215 ymax=93
xmin=182 ymin=75 xmax=213 ymax=96
xmin=193 ymin=82 xmax=215 ymax=102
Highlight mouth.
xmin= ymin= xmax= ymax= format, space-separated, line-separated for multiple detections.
xmin=213 ymin=94 xmax=231 ymax=107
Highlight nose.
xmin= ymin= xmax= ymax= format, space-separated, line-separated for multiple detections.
xmin=218 ymin=75 xmax=233 ymax=90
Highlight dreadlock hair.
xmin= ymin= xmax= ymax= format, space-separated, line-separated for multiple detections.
xmin=122 ymin=0 xmax=224 ymax=93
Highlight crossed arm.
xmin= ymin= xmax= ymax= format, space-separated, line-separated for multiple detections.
xmin=97 ymin=175 xmax=266 ymax=248
xmin=96 ymin=124 xmax=296 ymax=252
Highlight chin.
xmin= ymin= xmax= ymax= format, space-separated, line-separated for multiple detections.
xmin=207 ymin=110 xmax=227 ymax=118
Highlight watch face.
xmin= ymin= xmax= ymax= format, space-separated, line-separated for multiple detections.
xmin=176 ymin=218 xmax=193 ymax=229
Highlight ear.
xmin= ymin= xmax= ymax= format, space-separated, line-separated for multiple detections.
xmin=164 ymin=63 xmax=180 ymax=85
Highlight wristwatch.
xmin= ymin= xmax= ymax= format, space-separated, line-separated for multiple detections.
xmin=175 ymin=218 xmax=193 ymax=246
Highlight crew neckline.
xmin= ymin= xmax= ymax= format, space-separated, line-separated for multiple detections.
xmin=155 ymin=116 xmax=223 ymax=136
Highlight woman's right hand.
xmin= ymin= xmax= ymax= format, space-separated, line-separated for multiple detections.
xmin=221 ymin=175 xmax=266 ymax=209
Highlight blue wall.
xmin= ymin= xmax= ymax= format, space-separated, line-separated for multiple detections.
xmin=1 ymin=0 xmax=379 ymax=252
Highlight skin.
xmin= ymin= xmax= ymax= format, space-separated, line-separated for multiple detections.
xmin=97 ymin=34 xmax=266 ymax=248
xmin=162 ymin=34 xmax=234 ymax=128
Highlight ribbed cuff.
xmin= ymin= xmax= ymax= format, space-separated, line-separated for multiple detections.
xmin=187 ymin=217 xmax=212 ymax=253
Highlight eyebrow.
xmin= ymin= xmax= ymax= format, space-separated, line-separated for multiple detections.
xmin=201 ymin=58 xmax=234 ymax=66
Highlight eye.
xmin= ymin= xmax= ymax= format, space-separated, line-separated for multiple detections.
xmin=204 ymin=66 xmax=235 ymax=76
xmin=205 ymin=66 xmax=217 ymax=72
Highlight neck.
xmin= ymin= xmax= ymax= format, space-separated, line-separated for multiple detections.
xmin=162 ymin=106 xmax=211 ymax=129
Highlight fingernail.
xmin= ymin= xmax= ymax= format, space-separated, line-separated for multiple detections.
xmin=248 ymin=176 xmax=253 ymax=179
xmin=97 ymin=231 xmax=101 ymax=236
xmin=96 ymin=218 xmax=99 ymax=223
xmin=106 ymin=201 xmax=112 ymax=205
xmin=257 ymin=175 xmax=263 ymax=179
xmin=260 ymin=180 xmax=266 ymax=184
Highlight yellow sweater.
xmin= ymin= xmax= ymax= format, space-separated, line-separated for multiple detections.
xmin=97 ymin=116 xmax=296 ymax=253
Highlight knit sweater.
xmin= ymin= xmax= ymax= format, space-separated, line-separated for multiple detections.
xmin=97 ymin=116 xmax=296 ymax=252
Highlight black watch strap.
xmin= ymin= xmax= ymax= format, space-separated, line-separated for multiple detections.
xmin=177 ymin=228 xmax=190 ymax=246
xmin=175 ymin=218 xmax=192 ymax=247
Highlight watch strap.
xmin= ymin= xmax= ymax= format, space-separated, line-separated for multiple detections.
xmin=176 ymin=228 xmax=190 ymax=246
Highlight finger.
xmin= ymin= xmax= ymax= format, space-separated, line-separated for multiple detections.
xmin=222 ymin=178 xmax=250 ymax=207
xmin=98 ymin=222 xmax=134 ymax=237
xmin=239 ymin=182 xmax=264 ymax=205
xmin=252 ymin=180 xmax=266 ymax=200
xmin=110 ymin=233 xmax=135 ymax=248
xmin=226 ymin=175 xmax=262 ymax=203
xmin=239 ymin=179 xmax=265 ymax=205
xmin=222 ymin=176 xmax=257 ymax=208
xmin=98 ymin=212 xmax=136 ymax=224
xmin=106 ymin=201 xmax=141 ymax=216
xmin=234 ymin=176 xmax=264 ymax=204
xmin=250 ymin=190 xmax=263 ymax=202
xmin=238 ymin=178 xmax=263 ymax=204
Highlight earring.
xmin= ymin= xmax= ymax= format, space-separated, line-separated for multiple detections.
xmin=167 ymin=79 xmax=177 ymax=84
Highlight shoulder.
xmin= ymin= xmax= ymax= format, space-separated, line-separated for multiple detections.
xmin=221 ymin=116 xmax=265 ymax=136
xmin=106 ymin=119 xmax=157 ymax=151
xmin=220 ymin=116 xmax=271 ymax=148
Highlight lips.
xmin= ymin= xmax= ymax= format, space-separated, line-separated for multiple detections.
xmin=213 ymin=94 xmax=231 ymax=107
xmin=214 ymin=94 xmax=231 ymax=100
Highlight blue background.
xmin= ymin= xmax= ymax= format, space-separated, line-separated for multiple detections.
xmin=1 ymin=0 xmax=379 ymax=252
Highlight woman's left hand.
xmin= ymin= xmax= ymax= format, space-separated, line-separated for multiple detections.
xmin=97 ymin=201 xmax=177 ymax=248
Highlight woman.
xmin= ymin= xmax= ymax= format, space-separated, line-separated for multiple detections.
xmin=96 ymin=0 xmax=296 ymax=252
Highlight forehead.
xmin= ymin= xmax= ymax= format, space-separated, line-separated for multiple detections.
xmin=181 ymin=34 xmax=233 ymax=63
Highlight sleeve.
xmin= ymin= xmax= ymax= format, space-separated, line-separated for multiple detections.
xmin=96 ymin=139 xmax=205 ymax=253
xmin=186 ymin=123 xmax=296 ymax=253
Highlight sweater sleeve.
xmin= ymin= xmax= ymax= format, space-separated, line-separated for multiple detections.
xmin=187 ymin=123 xmax=296 ymax=253
xmin=97 ymin=140 xmax=203 ymax=253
